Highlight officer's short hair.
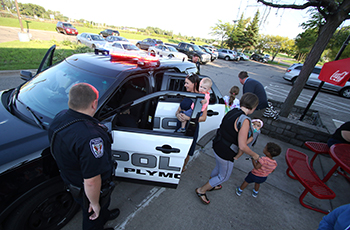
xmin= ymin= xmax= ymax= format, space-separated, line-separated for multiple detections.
xmin=68 ymin=83 xmax=99 ymax=110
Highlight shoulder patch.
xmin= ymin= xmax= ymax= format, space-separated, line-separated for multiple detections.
xmin=90 ymin=137 xmax=104 ymax=158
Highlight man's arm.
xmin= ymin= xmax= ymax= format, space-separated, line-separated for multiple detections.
xmin=84 ymin=175 xmax=102 ymax=220
xmin=341 ymin=130 xmax=350 ymax=142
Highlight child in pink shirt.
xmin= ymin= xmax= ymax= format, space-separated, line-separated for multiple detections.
xmin=177 ymin=77 xmax=212 ymax=132
xmin=235 ymin=142 xmax=281 ymax=197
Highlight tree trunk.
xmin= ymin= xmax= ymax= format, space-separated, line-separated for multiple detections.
xmin=279 ymin=13 xmax=348 ymax=117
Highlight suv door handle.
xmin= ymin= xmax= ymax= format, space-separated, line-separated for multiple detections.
xmin=207 ymin=110 xmax=219 ymax=116
xmin=156 ymin=145 xmax=180 ymax=154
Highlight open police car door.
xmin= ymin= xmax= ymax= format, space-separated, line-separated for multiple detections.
xmin=107 ymin=91 xmax=205 ymax=188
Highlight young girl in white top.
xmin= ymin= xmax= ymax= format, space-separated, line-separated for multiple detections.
xmin=223 ymin=86 xmax=240 ymax=113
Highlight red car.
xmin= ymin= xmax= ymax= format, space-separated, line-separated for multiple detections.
xmin=56 ymin=21 xmax=78 ymax=35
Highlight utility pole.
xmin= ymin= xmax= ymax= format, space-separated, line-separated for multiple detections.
xmin=15 ymin=0 xmax=24 ymax=32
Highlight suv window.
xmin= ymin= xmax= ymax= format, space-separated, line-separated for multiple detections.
xmin=98 ymin=75 xmax=149 ymax=119
xmin=312 ymin=68 xmax=321 ymax=74
xmin=222 ymin=50 xmax=227 ymax=54
xmin=295 ymin=66 xmax=303 ymax=70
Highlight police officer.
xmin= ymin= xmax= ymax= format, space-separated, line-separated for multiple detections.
xmin=48 ymin=83 xmax=119 ymax=230
xmin=190 ymin=53 xmax=201 ymax=74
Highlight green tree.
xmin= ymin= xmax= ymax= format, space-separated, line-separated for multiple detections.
xmin=227 ymin=14 xmax=249 ymax=49
xmin=294 ymin=28 xmax=318 ymax=61
xmin=258 ymin=0 xmax=350 ymax=118
xmin=18 ymin=3 xmax=46 ymax=18
xmin=244 ymin=10 xmax=260 ymax=50
xmin=210 ymin=20 xmax=233 ymax=47
xmin=264 ymin=35 xmax=292 ymax=62
xmin=327 ymin=26 xmax=350 ymax=60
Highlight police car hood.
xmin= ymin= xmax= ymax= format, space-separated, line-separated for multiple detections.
xmin=0 ymin=92 xmax=49 ymax=167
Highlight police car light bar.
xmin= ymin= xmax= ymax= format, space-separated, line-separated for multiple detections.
xmin=109 ymin=52 xmax=160 ymax=68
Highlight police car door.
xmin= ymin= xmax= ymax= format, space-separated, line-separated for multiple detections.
xmin=107 ymin=91 xmax=204 ymax=188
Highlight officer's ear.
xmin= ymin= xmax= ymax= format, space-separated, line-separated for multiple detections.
xmin=92 ymin=99 xmax=98 ymax=111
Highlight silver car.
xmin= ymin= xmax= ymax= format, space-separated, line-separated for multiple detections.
xmin=148 ymin=44 xmax=188 ymax=61
xmin=76 ymin=33 xmax=107 ymax=49
xmin=217 ymin=49 xmax=238 ymax=61
xmin=283 ymin=63 xmax=350 ymax=98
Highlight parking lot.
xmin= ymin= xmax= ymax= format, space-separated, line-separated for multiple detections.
xmin=1 ymin=38 xmax=349 ymax=230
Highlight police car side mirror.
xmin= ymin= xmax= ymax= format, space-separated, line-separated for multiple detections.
xmin=20 ymin=70 xmax=33 ymax=81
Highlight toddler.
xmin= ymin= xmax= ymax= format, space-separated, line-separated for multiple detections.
xmin=234 ymin=119 xmax=263 ymax=160
xmin=236 ymin=142 xmax=281 ymax=197
xmin=177 ymin=77 xmax=212 ymax=132
xmin=223 ymin=86 xmax=240 ymax=113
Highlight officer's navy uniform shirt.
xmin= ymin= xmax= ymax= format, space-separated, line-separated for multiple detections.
xmin=48 ymin=109 xmax=113 ymax=188
xmin=243 ymin=78 xmax=268 ymax=110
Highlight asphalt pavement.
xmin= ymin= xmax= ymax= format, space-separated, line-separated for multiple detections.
xmin=63 ymin=134 xmax=350 ymax=230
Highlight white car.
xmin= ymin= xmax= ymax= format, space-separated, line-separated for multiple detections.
xmin=283 ymin=63 xmax=350 ymax=98
xmin=76 ymin=32 xmax=106 ymax=49
xmin=238 ymin=52 xmax=249 ymax=61
xmin=102 ymin=41 xmax=142 ymax=55
xmin=148 ymin=44 xmax=188 ymax=61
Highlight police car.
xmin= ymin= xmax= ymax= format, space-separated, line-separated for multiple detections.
xmin=0 ymin=45 xmax=225 ymax=230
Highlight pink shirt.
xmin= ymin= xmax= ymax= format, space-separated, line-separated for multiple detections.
xmin=251 ymin=156 xmax=277 ymax=177
xmin=191 ymin=92 xmax=210 ymax=111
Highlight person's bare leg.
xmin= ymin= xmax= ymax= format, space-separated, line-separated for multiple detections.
xmin=196 ymin=182 xmax=213 ymax=203
xmin=182 ymin=155 xmax=190 ymax=172
xmin=254 ymin=183 xmax=260 ymax=192
xmin=240 ymin=181 xmax=249 ymax=191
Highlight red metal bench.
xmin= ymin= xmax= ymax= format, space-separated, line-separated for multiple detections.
xmin=304 ymin=141 xmax=329 ymax=170
xmin=285 ymin=148 xmax=335 ymax=214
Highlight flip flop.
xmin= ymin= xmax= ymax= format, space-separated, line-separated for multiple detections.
xmin=195 ymin=188 xmax=210 ymax=204
xmin=209 ymin=184 xmax=222 ymax=191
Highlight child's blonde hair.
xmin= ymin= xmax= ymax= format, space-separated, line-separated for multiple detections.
xmin=201 ymin=77 xmax=212 ymax=88
xmin=229 ymin=86 xmax=239 ymax=106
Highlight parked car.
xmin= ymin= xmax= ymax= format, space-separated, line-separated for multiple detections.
xmin=76 ymin=33 xmax=107 ymax=49
xmin=55 ymin=21 xmax=78 ymax=35
xmin=199 ymin=46 xmax=216 ymax=62
xmin=217 ymin=49 xmax=238 ymax=61
xmin=264 ymin=54 xmax=271 ymax=60
xmin=148 ymin=44 xmax=188 ymax=61
xmin=99 ymin=29 xmax=120 ymax=38
xmin=105 ymin=35 xmax=129 ymax=43
xmin=177 ymin=42 xmax=211 ymax=64
xmin=136 ymin=38 xmax=163 ymax=50
xmin=237 ymin=52 xmax=249 ymax=61
xmin=207 ymin=47 xmax=219 ymax=60
xmin=100 ymin=41 xmax=142 ymax=55
xmin=283 ymin=63 xmax=350 ymax=98
xmin=250 ymin=53 xmax=268 ymax=63
xmin=0 ymin=45 xmax=225 ymax=229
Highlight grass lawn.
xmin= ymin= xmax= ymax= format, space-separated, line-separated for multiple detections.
xmin=0 ymin=39 xmax=93 ymax=70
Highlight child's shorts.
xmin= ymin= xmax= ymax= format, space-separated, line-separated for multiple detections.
xmin=244 ymin=172 xmax=267 ymax=184
xmin=180 ymin=109 xmax=193 ymax=117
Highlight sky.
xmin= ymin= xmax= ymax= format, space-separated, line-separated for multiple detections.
xmin=18 ymin=0 xmax=349 ymax=40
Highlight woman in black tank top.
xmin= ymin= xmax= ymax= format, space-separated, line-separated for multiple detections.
xmin=195 ymin=93 xmax=260 ymax=204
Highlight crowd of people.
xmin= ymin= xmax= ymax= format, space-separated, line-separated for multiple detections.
xmin=48 ymin=67 xmax=349 ymax=229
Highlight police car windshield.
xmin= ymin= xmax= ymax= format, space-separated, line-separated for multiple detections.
xmin=17 ymin=61 xmax=114 ymax=119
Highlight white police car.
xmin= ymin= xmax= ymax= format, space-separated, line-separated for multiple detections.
xmin=0 ymin=45 xmax=225 ymax=229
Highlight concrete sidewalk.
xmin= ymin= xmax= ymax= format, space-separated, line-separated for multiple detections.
xmin=63 ymin=134 xmax=350 ymax=230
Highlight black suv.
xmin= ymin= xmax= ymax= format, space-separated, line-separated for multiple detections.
xmin=250 ymin=53 xmax=268 ymax=63
xmin=0 ymin=45 xmax=225 ymax=230
xmin=177 ymin=42 xmax=211 ymax=64
xmin=136 ymin=38 xmax=163 ymax=50
xmin=99 ymin=29 xmax=120 ymax=38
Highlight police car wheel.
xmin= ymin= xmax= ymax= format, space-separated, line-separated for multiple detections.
xmin=3 ymin=181 xmax=79 ymax=230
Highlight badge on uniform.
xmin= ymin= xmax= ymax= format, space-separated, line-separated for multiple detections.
xmin=90 ymin=137 xmax=104 ymax=158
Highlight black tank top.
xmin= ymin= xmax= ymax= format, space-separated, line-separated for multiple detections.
xmin=213 ymin=108 xmax=244 ymax=161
